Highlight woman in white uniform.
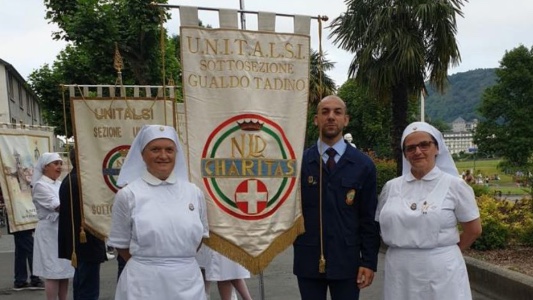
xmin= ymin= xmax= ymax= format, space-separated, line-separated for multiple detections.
xmin=196 ymin=244 xmax=252 ymax=300
xmin=108 ymin=125 xmax=208 ymax=300
xmin=32 ymin=152 xmax=75 ymax=300
xmin=198 ymin=245 xmax=252 ymax=300
xmin=376 ymin=122 xmax=482 ymax=300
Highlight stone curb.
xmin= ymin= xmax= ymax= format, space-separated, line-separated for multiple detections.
xmin=465 ymin=255 xmax=533 ymax=300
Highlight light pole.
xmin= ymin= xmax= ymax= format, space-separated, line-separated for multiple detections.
xmin=420 ymin=90 xmax=425 ymax=122
xmin=239 ymin=0 xmax=246 ymax=29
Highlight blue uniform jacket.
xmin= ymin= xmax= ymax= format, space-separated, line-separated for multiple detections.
xmin=293 ymin=142 xmax=380 ymax=279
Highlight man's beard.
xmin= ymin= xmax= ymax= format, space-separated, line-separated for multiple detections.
xmin=321 ymin=126 xmax=341 ymax=139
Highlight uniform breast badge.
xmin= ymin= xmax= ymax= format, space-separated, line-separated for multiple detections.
xmin=189 ymin=203 xmax=195 ymax=211
xmin=345 ymin=189 xmax=356 ymax=205
xmin=410 ymin=203 xmax=417 ymax=210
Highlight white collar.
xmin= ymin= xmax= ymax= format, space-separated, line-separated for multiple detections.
xmin=142 ymin=170 xmax=177 ymax=186
xmin=41 ymin=175 xmax=57 ymax=184
xmin=405 ymin=166 xmax=442 ymax=182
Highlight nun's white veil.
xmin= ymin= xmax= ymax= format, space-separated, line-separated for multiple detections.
xmin=117 ymin=125 xmax=188 ymax=187
xmin=31 ymin=152 xmax=62 ymax=186
xmin=401 ymin=122 xmax=458 ymax=177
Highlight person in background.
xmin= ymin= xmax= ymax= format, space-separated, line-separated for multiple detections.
xmin=108 ymin=125 xmax=208 ymax=299
xmin=293 ymin=95 xmax=380 ymax=300
xmin=463 ymin=169 xmax=475 ymax=184
xmin=199 ymin=245 xmax=253 ymax=300
xmin=8 ymin=220 xmax=45 ymax=291
xmin=116 ymin=255 xmax=127 ymax=281
xmin=343 ymin=133 xmax=356 ymax=148
xmin=376 ymin=121 xmax=482 ymax=300
xmin=32 ymin=152 xmax=75 ymax=300
xmin=58 ymin=148 xmax=107 ymax=300
xmin=2 ymin=187 xmax=45 ymax=291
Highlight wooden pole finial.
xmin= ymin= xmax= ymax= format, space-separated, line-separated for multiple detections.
xmin=114 ymin=42 xmax=123 ymax=72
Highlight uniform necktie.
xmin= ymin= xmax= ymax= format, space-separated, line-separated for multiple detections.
xmin=325 ymin=148 xmax=337 ymax=171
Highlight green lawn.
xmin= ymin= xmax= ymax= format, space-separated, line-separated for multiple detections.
xmin=455 ymin=159 xmax=528 ymax=195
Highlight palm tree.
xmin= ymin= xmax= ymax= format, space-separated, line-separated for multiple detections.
xmin=329 ymin=0 xmax=465 ymax=175
xmin=305 ymin=50 xmax=337 ymax=147
xmin=309 ymin=49 xmax=336 ymax=105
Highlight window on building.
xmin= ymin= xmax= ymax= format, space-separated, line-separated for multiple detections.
xmin=8 ymin=74 xmax=15 ymax=102
xmin=27 ymin=96 xmax=31 ymax=116
xmin=19 ymin=85 xmax=24 ymax=109
xmin=33 ymin=102 xmax=38 ymax=122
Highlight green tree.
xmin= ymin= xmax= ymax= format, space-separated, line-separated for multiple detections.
xmin=429 ymin=119 xmax=451 ymax=132
xmin=309 ymin=50 xmax=336 ymax=105
xmin=44 ymin=0 xmax=175 ymax=84
xmin=329 ymin=0 xmax=465 ymax=175
xmin=474 ymin=45 xmax=533 ymax=187
xmin=31 ymin=0 xmax=180 ymax=136
xmin=337 ymin=80 xmax=392 ymax=156
xmin=305 ymin=50 xmax=337 ymax=147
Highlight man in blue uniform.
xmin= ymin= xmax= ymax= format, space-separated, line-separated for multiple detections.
xmin=293 ymin=95 xmax=380 ymax=300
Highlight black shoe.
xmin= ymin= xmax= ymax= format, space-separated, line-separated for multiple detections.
xmin=29 ymin=279 xmax=45 ymax=290
xmin=13 ymin=282 xmax=30 ymax=291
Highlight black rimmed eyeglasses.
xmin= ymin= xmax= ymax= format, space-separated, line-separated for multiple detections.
xmin=404 ymin=141 xmax=435 ymax=154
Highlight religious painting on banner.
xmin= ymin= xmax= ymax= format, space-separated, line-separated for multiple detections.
xmin=0 ymin=126 xmax=55 ymax=232
xmin=182 ymin=24 xmax=309 ymax=273
xmin=71 ymin=95 xmax=175 ymax=239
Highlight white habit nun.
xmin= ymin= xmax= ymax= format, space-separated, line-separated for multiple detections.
xmin=376 ymin=122 xmax=480 ymax=300
xmin=108 ymin=125 xmax=208 ymax=300
xmin=32 ymin=152 xmax=75 ymax=279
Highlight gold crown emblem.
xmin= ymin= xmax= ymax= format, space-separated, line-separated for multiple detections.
xmin=119 ymin=149 xmax=129 ymax=157
xmin=237 ymin=120 xmax=264 ymax=131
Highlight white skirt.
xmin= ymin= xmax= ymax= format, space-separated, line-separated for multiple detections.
xmin=383 ymin=245 xmax=472 ymax=300
xmin=33 ymin=219 xmax=74 ymax=279
xmin=205 ymin=249 xmax=250 ymax=281
xmin=115 ymin=256 xmax=206 ymax=300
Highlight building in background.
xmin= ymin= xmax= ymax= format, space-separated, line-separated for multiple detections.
xmin=443 ymin=117 xmax=478 ymax=154
xmin=0 ymin=58 xmax=60 ymax=151
xmin=0 ymin=58 xmax=44 ymax=126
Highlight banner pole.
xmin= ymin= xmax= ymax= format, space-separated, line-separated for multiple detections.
xmin=258 ymin=271 xmax=265 ymax=300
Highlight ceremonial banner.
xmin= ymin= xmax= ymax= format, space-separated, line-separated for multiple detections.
xmin=0 ymin=126 xmax=54 ymax=232
xmin=71 ymin=96 xmax=175 ymax=238
xmin=182 ymin=25 xmax=309 ymax=273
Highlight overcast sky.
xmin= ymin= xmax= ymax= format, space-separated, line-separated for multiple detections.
xmin=1 ymin=0 xmax=532 ymax=86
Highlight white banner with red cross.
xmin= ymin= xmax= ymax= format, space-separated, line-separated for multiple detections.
xmin=181 ymin=9 xmax=310 ymax=274
xmin=0 ymin=125 xmax=55 ymax=232
xmin=70 ymin=89 xmax=175 ymax=239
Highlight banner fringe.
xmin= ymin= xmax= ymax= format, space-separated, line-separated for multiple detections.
xmin=204 ymin=215 xmax=304 ymax=275
xmin=81 ymin=221 xmax=108 ymax=242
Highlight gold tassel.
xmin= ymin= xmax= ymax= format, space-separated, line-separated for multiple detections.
xmin=319 ymin=255 xmax=326 ymax=273
xmin=71 ymin=252 xmax=78 ymax=268
xmin=80 ymin=227 xmax=87 ymax=244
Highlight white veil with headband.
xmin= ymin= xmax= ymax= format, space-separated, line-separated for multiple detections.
xmin=117 ymin=125 xmax=188 ymax=187
xmin=401 ymin=122 xmax=458 ymax=177
xmin=31 ymin=152 xmax=62 ymax=186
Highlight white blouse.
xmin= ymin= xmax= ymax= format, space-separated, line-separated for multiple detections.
xmin=108 ymin=171 xmax=208 ymax=257
xmin=376 ymin=167 xmax=480 ymax=248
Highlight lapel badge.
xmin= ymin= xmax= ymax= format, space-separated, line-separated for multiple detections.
xmin=189 ymin=203 xmax=195 ymax=211
xmin=410 ymin=203 xmax=417 ymax=210
xmin=345 ymin=189 xmax=356 ymax=205
xmin=308 ymin=176 xmax=316 ymax=185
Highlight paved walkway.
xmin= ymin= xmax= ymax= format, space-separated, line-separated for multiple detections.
xmin=0 ymin=226 xmax=494 ymax=299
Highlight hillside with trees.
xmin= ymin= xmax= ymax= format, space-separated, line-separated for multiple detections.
xmin=425 ymin=68 xmax=497 ymax=123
